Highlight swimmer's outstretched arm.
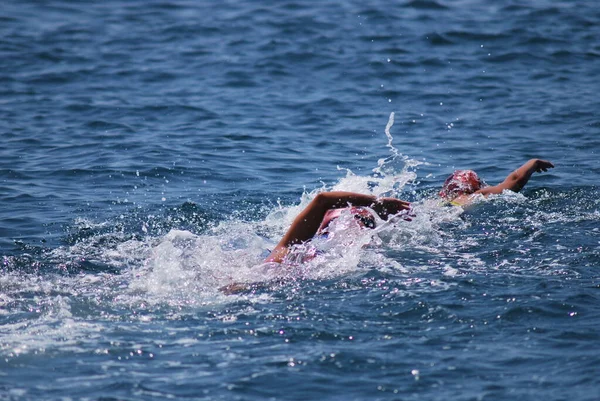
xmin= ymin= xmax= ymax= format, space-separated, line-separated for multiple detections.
xmin=477 ymin=159 xmax=554 ymax=196
xmin=265 ymin=192 xmax=410 ymax=263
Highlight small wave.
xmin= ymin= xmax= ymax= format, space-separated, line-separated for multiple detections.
xmin=85 ymin=120 xmax=136 ymax=133
xmin=424 ymin=32 xmax=454 ymax=46
xmin=221 ymin=70 xmax=259 ymax=88
xmin=446 ymin=30 xmax=509 ymax=42
xmin=404 ymin=0 xmax=448 ymax=10
xmin=486 ymin=52 xmax=545 ymax=63
xmin=525 ymin=7 xmax=565 ymax=19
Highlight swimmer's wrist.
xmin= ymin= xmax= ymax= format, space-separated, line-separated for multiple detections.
xmin=372 ymin=198 xmax=392 ymax=219
xmin=373 ymin=197 xmax=410 ymax=219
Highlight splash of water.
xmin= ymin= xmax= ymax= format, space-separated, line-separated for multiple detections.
xmin=113 ymin=112 xmax=437 ymax=301
xmin=0 ymin=113 xmax=460 ymax=324
xmin=370 ymin=112 xmax=423 ymax=197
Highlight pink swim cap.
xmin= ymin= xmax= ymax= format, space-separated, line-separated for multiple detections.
xmin=349 ymin=207 xmax=376 ymax=229
xmin=439 ymin=170 xmax=484 ymax=199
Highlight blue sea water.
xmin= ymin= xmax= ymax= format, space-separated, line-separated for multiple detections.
xmin=1 ymin=0 xmax=599 ymax=400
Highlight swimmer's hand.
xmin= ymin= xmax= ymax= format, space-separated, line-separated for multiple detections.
xmin=219 ymin=280 xmax=283 ymax=295
xmin=219 ymin=283 xmax=250 ymax=295
xmin=372 ymin=198 xmax=411 ymax=220
xmin=532 ymin=159 xmax=554 ymax=173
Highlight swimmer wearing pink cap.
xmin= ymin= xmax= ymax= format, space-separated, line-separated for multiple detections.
xmin=439 ymin=159 xmax=554 ymax=206
xmin=266 ymin=159 xmax=553 ymax=263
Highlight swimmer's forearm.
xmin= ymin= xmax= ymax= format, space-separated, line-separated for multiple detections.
xmin=503 ymin=160 xmax=538 ymax=192
xmin=500 ymin=159 xmax=554 ymax=192
xmin=281 ymin=192 xmax=375 ymax=243
xmin=317 ymin=192 xmax=410 ymax=220
xmin=271 ymin=192 xmax=344 ymax=252
xmin=480 ymin=159 xmax=554 ymax=195
xmin=316 ymin=191 xmax=379 ymax=209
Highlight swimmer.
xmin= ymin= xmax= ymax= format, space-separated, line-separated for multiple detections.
xmin=266 ymin=159 xmax=554 ymax=263
xmin=439 ymin=158 xmax=554 ymax=206
xmin=219 ymin=192 xmax=409 ymax=294
xmin=265 ymin=192 xmax=411 ymax=263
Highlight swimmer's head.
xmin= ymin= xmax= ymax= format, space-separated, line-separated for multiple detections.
xmin=318 ymin=207 xmax=376 ymax=234
xmin=349 ymin=207 xmax=376 ymax=229
xmin=439 ymin=170 xmax=485 ymax=199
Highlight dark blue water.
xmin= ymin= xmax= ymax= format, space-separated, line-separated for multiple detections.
xmin=1 ymin=1 xmax=599 ymax=400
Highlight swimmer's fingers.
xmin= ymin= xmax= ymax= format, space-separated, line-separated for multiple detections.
xmin=386 ymin=208 xmax=415 ymax=223
xmin=399 ymin=199 xmax=411 ymax=208
xmin=399 ymin=213 xmax=414 ymax=222
xmin=399 ymin=206 xmax=416 ymax=221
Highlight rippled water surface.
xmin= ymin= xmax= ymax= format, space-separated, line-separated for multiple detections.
xmin=1 ymin=1 xmax=599 ymax=400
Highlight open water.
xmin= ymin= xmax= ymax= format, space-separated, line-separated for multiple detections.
xmin=1 ymin=1 xmax=599 ymax=400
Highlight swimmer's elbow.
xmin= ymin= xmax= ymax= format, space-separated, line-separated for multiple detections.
xmin=313 ymin=192 xmax=341 ymax=209
xmin=502 ymin=173 xmax=527 ymax=192
xmin=313 ymin=192 xmax=328 ymax=206
xmin=265 ymin=246 xmax=287 ymax=263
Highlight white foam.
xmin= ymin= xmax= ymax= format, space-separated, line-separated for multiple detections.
xmin=124 ymin=115 xmax=462 ymax=302
xmin=0 ymin=294 xmax=105 ymax=358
